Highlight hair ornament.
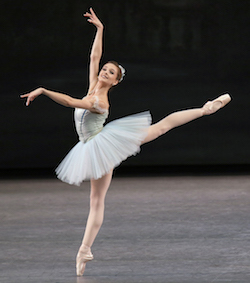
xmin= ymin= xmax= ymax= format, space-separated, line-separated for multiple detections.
xmin=118 ymin=65 xmax=126 ymax=82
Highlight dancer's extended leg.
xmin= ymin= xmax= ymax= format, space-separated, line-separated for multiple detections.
xmin=142 ymin=108 xmax=204 ymax=144
xmin=76 ymin=170 xmax=113 ymax=276
xmin=142 ymin=93 xmax=231 ymax=144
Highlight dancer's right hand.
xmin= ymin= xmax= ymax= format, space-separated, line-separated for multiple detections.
xmin=20 ymin=87 xmax=43 ymax=106
xmin=83 ymin=7 xmax=103 ymax=29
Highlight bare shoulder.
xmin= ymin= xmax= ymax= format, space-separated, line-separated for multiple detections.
xmin=90 ymin=96 xmax=109 ymax=114
xmin=97 ymin=98 xmax=109 ymax=111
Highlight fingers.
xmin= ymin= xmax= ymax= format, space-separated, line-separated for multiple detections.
xmin=25 ymin=97 xmax=30 ymax=106
xmin=26 ymin=98 xmax=30 ymax=106
xmin=83 ymin=7 xmax=94 ymax=18
xmin=83 ymin=12 xmax=91 ymax=17
xmin=20 ymin=93 xmax=31 ymax=106
xmin=89 ymin=7 xmax=96 ymax=16
xmin=83 ymin=12 xmax=93 ymax=23
xmin=83 ymin=7 xmax=97 ymax=21
xmin=27 ymin=95 xmax=35 ymax=106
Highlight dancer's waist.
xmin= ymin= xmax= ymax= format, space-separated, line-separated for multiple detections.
xmin=79 ymin=127 xmax=103 ymax=143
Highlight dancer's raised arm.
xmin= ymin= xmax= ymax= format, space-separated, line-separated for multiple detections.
xmin=84 ymin=8 xmax=104 ymax=91
xmin=20 ymin=8 xmax=108 ymax=113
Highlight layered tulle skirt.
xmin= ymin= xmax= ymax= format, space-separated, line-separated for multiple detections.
xmin=55 ymin=111 xmax=152 ymax=186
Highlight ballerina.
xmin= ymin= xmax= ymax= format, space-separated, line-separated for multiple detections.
xmin=21 ymin=8 xmax=231 ymax=276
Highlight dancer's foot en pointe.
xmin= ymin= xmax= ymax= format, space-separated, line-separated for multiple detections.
xmin=76 ymin=244 xmax=94 ymax=276
xmin=202 ymin=94 xmax=231 ymax=115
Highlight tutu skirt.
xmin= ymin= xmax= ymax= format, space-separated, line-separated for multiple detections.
xmin=55 ymin=111 xmax=151 ymax=186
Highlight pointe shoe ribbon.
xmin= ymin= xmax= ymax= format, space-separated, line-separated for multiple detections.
xmin=76 ymin=248 xmax=94 ymax=276
xmin=203 ymin=93 xmax=231 ymax=115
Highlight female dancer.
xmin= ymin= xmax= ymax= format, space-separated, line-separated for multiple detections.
xmin=21 ymin=8 xmax=231 ymax=276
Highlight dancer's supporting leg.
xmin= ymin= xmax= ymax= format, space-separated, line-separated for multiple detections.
xmin=76 ymin=170 xmax=113 ymax=276
xmin=142 ymin=94 xmax=231 ymax=144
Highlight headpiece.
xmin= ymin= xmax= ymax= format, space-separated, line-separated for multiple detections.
xmin=118 ymin=65 xmax=126 ymax=82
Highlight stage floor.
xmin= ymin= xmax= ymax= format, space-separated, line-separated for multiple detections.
xmin=1 ymin=175 xmax=250 ymax=283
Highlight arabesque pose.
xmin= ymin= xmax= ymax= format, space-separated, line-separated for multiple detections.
xmin=21 ymin=8 xmax=231 ymax=276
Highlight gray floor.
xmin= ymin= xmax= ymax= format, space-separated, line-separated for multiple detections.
xmin=1 ymin=175 xmax=250 ymax=283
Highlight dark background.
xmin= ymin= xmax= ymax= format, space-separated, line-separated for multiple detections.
xmin=1 ymin=0 xmax=250 ymax=174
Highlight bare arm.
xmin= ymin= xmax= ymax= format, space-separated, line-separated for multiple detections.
xmin=83 ymin=8 xmax=104 ymax=90
xmin=20 ymin=87 xmax=107 ymax=113
xmin=21 ymin=9 xmax=107 ymax=112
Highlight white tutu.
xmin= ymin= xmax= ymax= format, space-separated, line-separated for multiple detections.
xmin=55 ymin=111 xmax=151 ymax=186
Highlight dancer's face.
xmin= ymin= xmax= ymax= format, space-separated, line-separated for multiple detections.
xmin=99 ymin=63 xmax=119 ymax=87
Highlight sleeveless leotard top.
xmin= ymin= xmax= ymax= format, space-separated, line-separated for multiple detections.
xmin=74 ymin=98 xmax=108 ymax=143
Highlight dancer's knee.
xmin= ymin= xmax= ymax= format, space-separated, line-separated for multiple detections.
xmin=90 ymin=193 xmax=105 ymax=210
xmin=142 ymin=123 xmax=170 ymax=144
xmin=154 ymin=122 xmax=170 ymax=137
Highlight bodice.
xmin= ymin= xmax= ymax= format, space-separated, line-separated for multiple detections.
xmin=74 ymin=108 xmax=108 ymax=143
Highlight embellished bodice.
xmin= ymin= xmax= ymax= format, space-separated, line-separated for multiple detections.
xmin=74 ymin=108 xmax=108 ymax=143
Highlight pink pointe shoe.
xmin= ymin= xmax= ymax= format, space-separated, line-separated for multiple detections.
xmin=76 ymin=244 xmax=94 ymax=276
xmin=203 ymin=93 xmax=231 ymax=115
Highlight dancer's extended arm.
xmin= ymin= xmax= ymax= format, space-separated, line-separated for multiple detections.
xmin=20 ymin=87 xmax=106 ymax=113
xmin=84 ymin=8 xmax=104 ymax=91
